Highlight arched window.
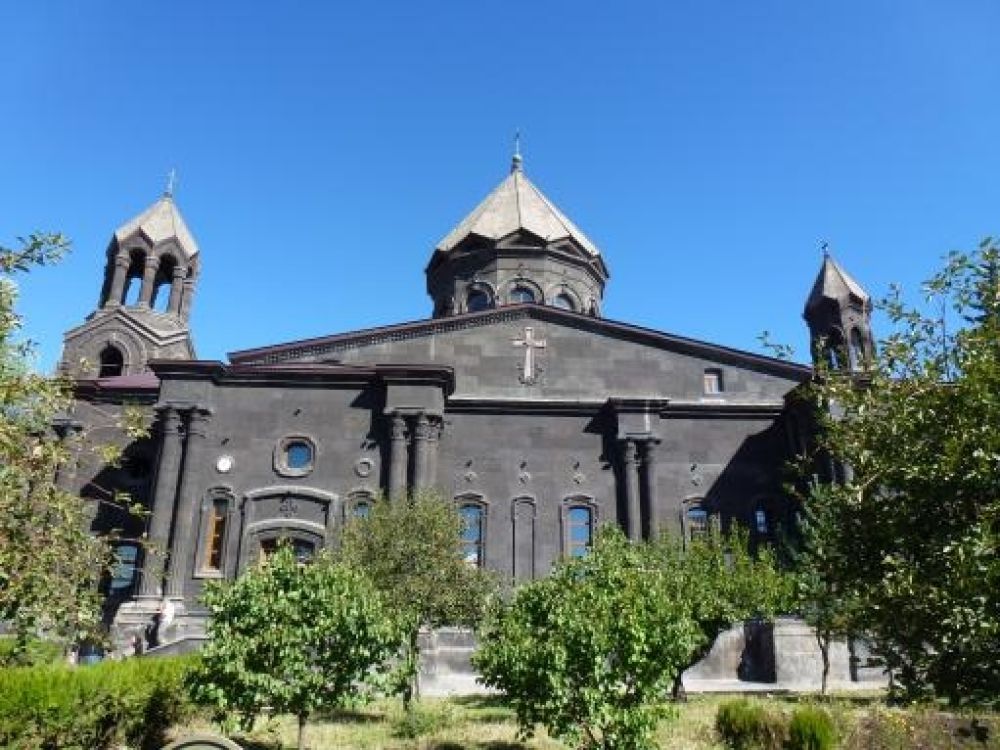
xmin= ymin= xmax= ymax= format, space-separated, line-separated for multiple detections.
xmin=849 ymin=328 xmax=865 ymax=371
xmin=566 ymin=505 xmax=594 ymax=557
xmin=510 ymin=286 xmax=535 ymax=304
xmin=203 ymin=498 xmax=228 ymax=572
xmin=348 ymin=492 xmax=374 ymax=521
xmin=459 ymin=503 xmax=485 ymax=566
xmin=107 ymin=542 xmax=139 ymax=594
xmin=151 ymin=256 xmax=176 ymax=313
xmin=754 ymin=507 xmax=769 ymax=536
xmin=466 ymin=288 xmax=491 ymax=312
xmin=685 ymin=504 xmax=709 ymax=541
xmin=260 ymin=537 xmax=316 ymax=565
xmin=98 ymin=345 xmax=124 ymax=377
xmin=552 ymin=292 xmax=575 ymax=311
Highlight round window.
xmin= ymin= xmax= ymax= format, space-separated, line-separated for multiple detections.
xmin=285 ymin=441 xmax=313 ymax=470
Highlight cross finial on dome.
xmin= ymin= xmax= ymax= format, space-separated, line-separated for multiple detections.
xmin=820 ymin=240 xmax=830 ymax=257
xmin=511 ymin=131 xmax=523 ymax=173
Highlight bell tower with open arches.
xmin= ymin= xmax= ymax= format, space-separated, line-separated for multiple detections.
xmin=59 ymin=188 xmax=200 ymax=378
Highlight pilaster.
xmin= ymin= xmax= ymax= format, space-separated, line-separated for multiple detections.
xmin=165 ymin=407 xmax=211 ymax=598
xmin=139 ymin=406 xmax=186 ymax=598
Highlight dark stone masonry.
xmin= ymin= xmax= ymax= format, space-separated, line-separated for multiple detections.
xmin=56 ymin=153 xmax=878 ymax=689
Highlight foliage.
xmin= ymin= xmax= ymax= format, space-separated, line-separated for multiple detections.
xmin=0 ymin=231 xmax=110 ymax=661
xmin=651 ymin=525 xmax=795 ymax=696
xmin=390 ymin=700 xmax=457 ymax=739
xmin=787 ymin=705 xmax=837 ymax=750
xmin=338 ymin=490 xmax=497 ymax=705
xmin=801 ymin=240 xmax=1000 ymax=705
xmin=474 ymin=527 xmax=704 ymax=750
xmin=794 ymin=482 xmax=866 ymax=695
xmin=188 ymin=542 xmax=403 ymax=750
xmin=0 ymin=653 xmax=194 ymax=750
xmin=715 ymin=698 xmax=788 ymax=750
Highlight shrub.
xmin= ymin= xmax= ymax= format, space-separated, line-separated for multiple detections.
xmin=787 ymin=705 xmax=837 ymax=750
xmin=715 ymin=698 xmax=788 ymax=750
xmin=0 ymin=654 xmax=195 ymax=750
xmin=391 ymin=701 xmax=455 ymax=738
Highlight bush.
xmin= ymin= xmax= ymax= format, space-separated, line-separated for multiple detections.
xmin=390 ymin=701 xmax=455 ymax=738
xmin=787 ymin=705 xmax=837 ymax=750
xmin=0 ymin=655 xmax=195 ymax=750
xmin=715 ymin=698 xmax=788 ymax=750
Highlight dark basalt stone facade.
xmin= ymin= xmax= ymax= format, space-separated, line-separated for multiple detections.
xmin=55 ymin=157 xmax=873 ymax=655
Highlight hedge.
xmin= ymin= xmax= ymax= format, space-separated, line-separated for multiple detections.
xmin=0 ymin=655 xmax=196 ymax=750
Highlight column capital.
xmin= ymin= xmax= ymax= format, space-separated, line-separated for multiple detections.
xmin=621 ymin=438 xmax=638 ymax=465
xmin=114 ymin=251 xmax=131 ymax=267
xmin=390 ymin=412 xmax=407 ymax=440
xmin=185 ymin=407 xmax=213 ymax=438
xmin=171 ymin=264 xmax=187 ymax=280
xmin=413 ymin=413 xmax=432 ymax=441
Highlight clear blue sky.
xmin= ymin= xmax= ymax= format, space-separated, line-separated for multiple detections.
xmin=3 ymin=1 xmax=998 ymax=372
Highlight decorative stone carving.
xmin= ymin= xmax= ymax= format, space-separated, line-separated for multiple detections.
xmin=512 ymin=325 xmax=546 ymax=385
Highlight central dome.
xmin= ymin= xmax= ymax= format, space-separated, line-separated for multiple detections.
xmin=425 ymin=155 xmax=609 ymax=318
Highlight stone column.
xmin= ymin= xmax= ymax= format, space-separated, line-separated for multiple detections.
xmin=426 ymin=417 xmax=441 ymax=489
xmin=105 ymin=251 xmax=131 ymax=308
xmin=388 ymin=412 xmax=408 ymax=500
xmin=167 ymin=265 xmax=186 ymax=314
xmin=621 ymin=439 xmax=641 ymax=541
xmin=412 ymin=414 xmax=431 ymax=491
xmin=179 ymin=279 xmax=196 ymax=318
xmin=52 ymin=418 xmax=83 ymax=492
xmin=139 ymin=406 xmax=185 ymax=598
xmin=640 ymin=439 xmax=659 ymax=539
xmin=137 ymin=254 xmax=159 ymax=308
xmin=165 ymin=407 xmax=211 ymax=598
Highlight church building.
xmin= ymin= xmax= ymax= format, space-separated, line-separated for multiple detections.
xmin=56 ymin=152 xmax=873 ymax=653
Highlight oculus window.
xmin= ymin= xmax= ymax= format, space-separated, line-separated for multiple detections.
xmin=275 ymin=437 xmax=316 ymax=477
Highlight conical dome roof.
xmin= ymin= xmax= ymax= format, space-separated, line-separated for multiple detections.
xmin=114 ymin=195 xmax=199 ymax=259
xmin=804 ymin=254 xmax=869 ymax=314
xmin=435 ymin=159 xmax=600 ymax=257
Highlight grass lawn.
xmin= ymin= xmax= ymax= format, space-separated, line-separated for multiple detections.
xmin=169 ymin=693 xmax=1000 ymax=750
xmin=169 ymin=693 xmax=724 ymax=749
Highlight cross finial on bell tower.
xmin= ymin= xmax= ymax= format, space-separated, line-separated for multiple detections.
xmin=164 ymin=168 xmax=177 ymax=198
xmin=511 ymin=131 xmax=523 ymax=173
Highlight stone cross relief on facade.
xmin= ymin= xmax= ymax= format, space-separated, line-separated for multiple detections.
xmin=512 ymin=325 xmax=546 ymax=385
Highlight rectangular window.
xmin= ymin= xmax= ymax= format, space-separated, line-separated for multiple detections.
xmin=687 ymin=507 xmax=709 ymax=540
xmin=567 ymin=506 xmax=593 ymax=558
xmin=703 ymin=369 xmax=723 ymax=394
xmin=204 ymin=498 xmax=228 ymax=571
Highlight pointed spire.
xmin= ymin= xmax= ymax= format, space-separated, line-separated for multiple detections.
xmin=511 ymin=131 xmax=523 ymax=174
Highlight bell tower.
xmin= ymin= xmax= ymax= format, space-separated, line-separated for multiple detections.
xmin=803 ymin=251 xmax=873 ymax=372
xmin=59 ymin=188 xmax=200 ymax=378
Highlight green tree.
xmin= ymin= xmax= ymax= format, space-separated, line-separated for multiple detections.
xmin=0 ymin=233 xmax=107 ymax=661
xmin=654 ymin=526 xmax=794 ymax=699
xmin=793 ymin=482 xmax=865 ymax=695
xmin=802 ymin=240 xmax=1000 ymax=704
xmin=188 ymin=543 xmax=403 ymax=750
xmin=338 ymin=490 xmax=497 ymax=708
xmin=474 ymin=527 xmax=703 ymax=750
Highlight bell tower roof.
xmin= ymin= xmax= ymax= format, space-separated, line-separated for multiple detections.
xmin=804 ymin=253 xmax=869 ymax=315
xmin=114 ymin=194 xmax=200 ymax=259
xmin=435 ymin=157 xmax=601 ymax=257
